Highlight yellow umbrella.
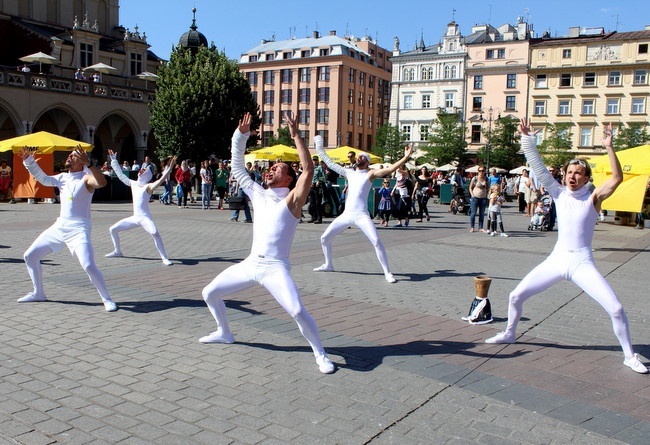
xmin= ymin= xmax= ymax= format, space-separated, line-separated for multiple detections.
xmin=249 ymin=144 xmax=300 ymax=162
xmin=323 ymin=146 xmax=381 ymax=164
xmin=588 ymin=144 xmax=650 ymax=175
xmin=0 ymin=131 xmax=93 ymax=154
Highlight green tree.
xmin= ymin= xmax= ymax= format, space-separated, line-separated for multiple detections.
xmin=265 ymin=126 xmax=295 ymax=147
xmin=420 ymin=111 xmax=467 ymax=166
xmin=149 ymin=45 xmax=259 ymax=162
xmin=538 ymin=123 xmax=574 ymax=168
xmin=477 ymin=116 xmax=523 ymax=170
xmin=373 ymin=123 xmax=406 ymax=163
xmin=614 ymin=122 xmax=649 ymax=151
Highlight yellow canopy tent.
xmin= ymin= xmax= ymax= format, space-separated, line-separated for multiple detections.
xmin=588 ymin=144 xmax=650 ymax=213
xmin=0 ymin=131 xmax=93 ymax=199
xmin=248 ymin=144 xmax=300 ymax=162
xmin=322 ymin=146 xmax=381 ymax=164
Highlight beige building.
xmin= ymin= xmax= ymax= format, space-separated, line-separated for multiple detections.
xmin=238 ymin=31 xmax=392 ymax=150
xmin=528 ymin=27 xmax=650 ymax=155
xmin=464 ymin=20 xmax=534 ymax=155
xmin=0 ymin=0 xmax=161 ymax=165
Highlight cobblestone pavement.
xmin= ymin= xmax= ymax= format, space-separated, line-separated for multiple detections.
xmin=0 ymin=196 xmax=648 ymax=444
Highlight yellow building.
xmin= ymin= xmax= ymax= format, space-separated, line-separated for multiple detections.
xmin=529 ymin=27 xmax=650 ymax=155
xmin=238 ymin=31 xmax=392 ymax=150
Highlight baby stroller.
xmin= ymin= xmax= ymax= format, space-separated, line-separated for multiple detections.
xmin=451 ymin=185 xmax=470 ymax=215
xmin=528 ymin=194 xmax=553 ymax=231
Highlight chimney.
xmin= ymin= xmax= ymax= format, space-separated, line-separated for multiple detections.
xmin=313 ymin=31 xmax=320 ymax=39
xmin=330 ymin=30 xmax=336 ymax=36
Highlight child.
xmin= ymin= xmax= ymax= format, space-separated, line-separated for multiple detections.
xmin=487 ymin=184 xmax=508 ymax=237
xmin=377 ymin=179 xmax=393 ymax=227
xmin=530 ymin=200 xmax=548 ymax=228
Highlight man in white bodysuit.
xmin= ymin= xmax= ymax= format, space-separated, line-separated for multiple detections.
xmin=485 ymin=119 xmax=648 ymax=374
xmin=105 ymin=150 xmax=177 ymax=265
xmin=18 ymin=146 xmax=118 ymax=312
xmin=200 ymin=113 xmax=335 ymax=374
xmin=313 ymin=140 xmax=413 ymax=283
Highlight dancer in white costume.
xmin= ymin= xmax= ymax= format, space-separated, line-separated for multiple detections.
xmin=485 ymin=119 xmax=648 ymax=374
xmin=105 ymin=150 xmax=177 ymax=265
xmin=18 ymin=146 xmax=118 ymax=312
xmin=200 ymin=113 xmax=335 ymax=374
xmin=313 ymin=139 xmax=413 ymax=283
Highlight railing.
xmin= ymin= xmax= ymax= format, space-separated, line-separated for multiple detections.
xmin=0 ymin=68 xmax=155 ymax=102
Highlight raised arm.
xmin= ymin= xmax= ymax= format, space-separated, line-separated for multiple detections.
xmin=230 ymin=113 xmax=256 ymax=191
xmin=519 ymin=118 xmax=561 ymax=198
xmin=315 ymin=136 xmax=346 ymax=177
xmin=592 ymin=123 xmax=621 ymax=209
xmin=286 ymin=112 xmax=313 ymax=217
xmin=369 ymin=145 xmax=413 ymax=180
xmin=74 ymin=146 xmax=106 ymax=190
xmin=147 ymin=156 xmax=178 ymax=194
xmin=108 ymin=150 xmax=132 ymax=187
xmin=20 ymin=146 xmax=60 ymax=188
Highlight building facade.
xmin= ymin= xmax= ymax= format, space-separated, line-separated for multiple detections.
xmin=0 ymin=0 xmax=161 ymax=165
xmin=239 ymin=30 xmax=392 ymax=150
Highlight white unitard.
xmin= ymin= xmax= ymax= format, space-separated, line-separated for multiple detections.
xmin=108 ymin=158 xmax=170 ymax=261
xmin=22 ymin=156 xmax=111 ymax=303
xmin=202 ymin=129 xmax=327 ymax=357
xmin=314 ymin=138 xmax=391 ymax=276
xmin=502 ymin=136 xmax=635 ymax=357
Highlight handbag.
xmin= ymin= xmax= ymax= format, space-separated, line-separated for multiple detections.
xmin=228 ymin=183 xmax=246 ymax=210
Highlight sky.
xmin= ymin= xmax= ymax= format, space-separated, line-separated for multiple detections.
xmin=119 ymin=0 xmax=650 ymax=61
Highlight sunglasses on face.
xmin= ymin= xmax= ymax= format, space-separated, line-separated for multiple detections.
xmin=478 ymin=169 xmax=485 ymax=172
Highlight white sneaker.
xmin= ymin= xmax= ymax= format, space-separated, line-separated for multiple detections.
xmin=199 ymin=331 xmax=235 ymax=344
xmin=500 ymin=233 xmax=509 ymax=237
xmin=313 ymin=264 xmax=333 ymax=272
xmin=103 ymin=300 xmax=118 ymax=312
xmin=485 ymin=331 xmax=515 ymax=344
xmin=17 ymin=292 xmax=47 ymax=303
xmin=486 ymin=231 xmax=492 ymax=236
xmin=162 ymin=258 xmax=173 ymax=266
xmin=105 ymin=251 xmax=123 ymax=258
xmin=489 ymin=232 xmax=496 ymax=237
xmin=385 ymin=273 xmax=397 ymax=283
xmin=624 ymin=354 xmax=649 ymax=373
xmin=315 ymin=354 xmax=335 ymax=374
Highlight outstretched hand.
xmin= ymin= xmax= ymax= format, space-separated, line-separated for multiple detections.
xmin=19 ymin=146 xmax=36 ymax=160
xmin=602 ymin=123 xmax=613 ymax=148
xmin=73 ymin=145 xmax=91 ymax=167
xmin=284 ymin=112 xmax=298 ymax=138
xmin=519 ymin=118 xmax=539 ymax=137
xmin=404 ymin=144 xmax=414 ymax=158
xmin=238 ymin=113 xmax=252 ymax=134
xmin=108 ymin=149 xmax=117 ymax=162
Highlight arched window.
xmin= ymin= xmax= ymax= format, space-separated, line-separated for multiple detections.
xmin=450 ymin=66 xmax=457 ymax=78
xmin=444 ymin=65 xmax=451 ymax=79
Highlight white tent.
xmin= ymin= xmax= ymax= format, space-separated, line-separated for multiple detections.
xmin=466 ymin=165 xmax=507 ymax=173
xmin=436 ymin=163 xmax=457 ymax=172
xmin=509 ymin=165 xmax=528 ymax=174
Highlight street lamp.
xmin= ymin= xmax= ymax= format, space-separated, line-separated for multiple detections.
xmin=479 ymin=107 xmax=501 ymax=171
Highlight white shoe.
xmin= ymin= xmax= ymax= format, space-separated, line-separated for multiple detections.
xmin=17 ymin=292 xmax=47 ymax=303
xmin=103 ymin=300 xmax=118 ymax=312
xmin=162 ymin=258 xmax=173 ymax=266
xmin=500 ymin=233 xmax=509 ymax=237
xmin=313 ymin=264 xmax=333 ymax=272
xmin=316 ymin=354 xmax=335 ymax=374
xmin=486 ymin=231 xmax=492 ymax=235
xmin=485 ymin=331 xmax=515 ymax=344
xmin=105 ymin=251 xmax=123 ymax=258
xmin=199 ymin=331 xmax=235 ymax=344
xmin=624 ymin=354 xmax=649 ymax=373
xmin=489 ymin=232 xmax=496 ymax=237
xmin=385 ymin=273 xmax=397 ymax=283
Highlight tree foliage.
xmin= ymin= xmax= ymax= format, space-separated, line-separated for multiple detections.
xmin=420 ymin=111 xmax=468 ymax=166
xmin=476 ymin=116 xmax=523 ymax=170
xmin=149 ymin=45 xmax=259 ymax=162
xmin=373 ymin=123 xmax=406 ymax=163
xmin=265 ymin=126 xmax=295 ymax=147
xmin=538 ymin=123 xmax=574 ymax=168
xmin=614 ymin=122 xmax=649 ymax=151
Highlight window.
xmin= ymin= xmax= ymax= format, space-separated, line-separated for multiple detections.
xmin=535 ymin=74 xmax=547 ymax=88
xmin=263 ymin=111 xmax=274 ymax=125
xmin=606 ymin=98 xmax=620 ymax=114
xmin=319 ymin=48 xmax=329 ymax=56
xmin=80 ymin=43 xmax=93 ymax=68
xmin=422 ymin=66 xmax=434 ymax=80
xmin=608 ymin=71 xmax=621 ymax=86
xmin=248 ymin=55 xmax=258 ymax=62
xmin=266 ymin=53 xmax=275 ymax=61
xmin=471 ymin=125 xmax=482 ymax=143
xmin=347 ymin=89 xmax=354 ymax=104
xmin=299 ymin=129 xmax=310 ymax=142
xmin=404 ymin=95 xmax=413 ymax=109
xmin=506 ymin=73 xmax=516 ymax=88
xmin=281 ymin=89 xmax=292 ymax=104
xmin=402 ymin=125 xmax=411 ymax=140
xmin=250 ymin=91 xmax=257 ymax=103
xmin=262 ymin=131 xmax=274 ymax=142
xmin=487 ymin=48 xmax=505 ymax=59
xmin=263 ymin=90 xmax=275 ymax=105
xmin=298 ymin=109 xmax=310 ymax=124
xmin=582 ymin=99 xmax=595 ymax=114
xmin=472 ymin=96 xmax=483 ymax=111
xmin=248 ymin=72 xmax=258 ymax=86
xmin=301 ymin=50 xmax=310 ymax=58
xmin=299 ymin=67 xmax=310 ymax=82
xmin=558 ymin=100 xmax=571 ymax=115
xmin=367 ymin=114 xmax=373 ymax=129
xmin=639 ymin=43 xmax=648 ymax=54
xmin=347 ymin=110 xmax=353 ymax=125
xmin=486 ymin=49 xmax=495 ymax=59
xmin=403 ymin=67 xmax=415 ymax=81
xmin=444 ymin=65 xmax=457 ymax=79
xmin=368 ymin=94 xmax=374 ymax=108
xmin=317 ymin=87 xmax=330 ymax=102
xmin=420 ymin=125 xmax=429 ymax=141
xmin=368 ymin=75 xmax=375 ymax=88
xmin=318 ymin=66 xmax=330 ymax=81
xmin=497 ymin=49 xmax=506 ymax=58
xmin=505 ymin=96 xmax=516 ymax=110
xmin=560 ymin=73 xmax=571 ymax=87
xmin=584 ymin=72 xmax=596 ymax=86
xmin=317 ymin=130 xmax=328 ymax=146
xmin=422 ymin=94 xmax=431 ymax=109
xmin=634 ymin=69 xmax=647 ymax=85
xmin=283 ymin=52 xmax=292 ymax=59
xmin=445 ymin=93 xmax=454 ymax=108
xmin=357 ymin=112 xmax=363 ymax=126
xmin=534 ymin=100 xmax=546 ymax=115
xmin=281 ymin=69 xmax=292 ymax=83
xmin=632 ymin=98 xmax=645 ymax=114
xmin=474 ymin=75 xmax=483 ymax=90
xmin=348 ymin=68 xmax=355 ymax=82
xmin=580 ymin=128 xmax=593 ymax=147
xmin=359 ymin=72 xmax=365 ymax=86
xmin=299 ymin=88 xmax=310 ymax=103
xmin=562 ymin=49 xmax=572 ymax=58
xmin=129 ymin=53 xmax=142 ymax=76
xmin=264 ymin=70 xmax=274 ymax=85
xmin=317 ymin=108 xmax=329 ymax=124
